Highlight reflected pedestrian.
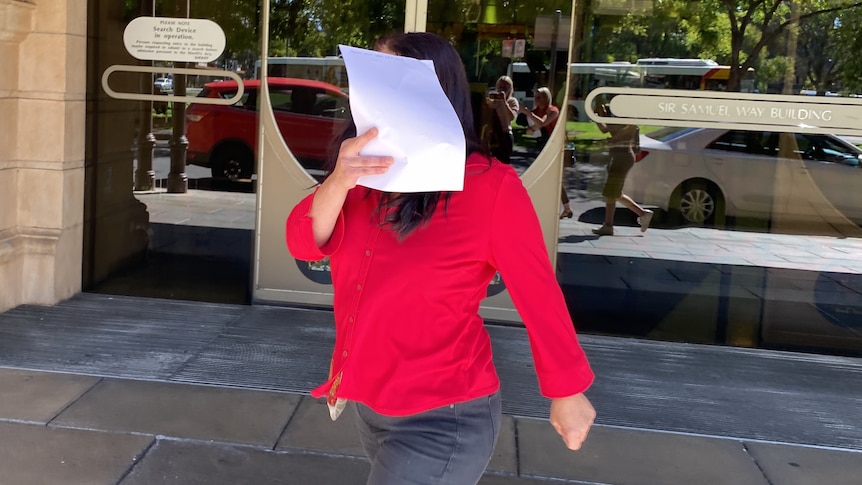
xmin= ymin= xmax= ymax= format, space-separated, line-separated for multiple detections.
xmin=519 ymin=87 xmax=559 ymax=150
xmin=520 ymin=87 xmax=572 ymax=218
xmin=483 ymin=75 xmax=519 ymax=163
xmin=593 ymin=102 xmax=652 ymax=236
xmin=286 ymin=32 xmax=595 ymax=485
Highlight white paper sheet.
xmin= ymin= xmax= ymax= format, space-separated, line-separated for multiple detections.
xmin=339 ymin=45 xmax=466 ymax=192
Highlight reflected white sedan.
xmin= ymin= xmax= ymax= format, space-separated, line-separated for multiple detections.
xmin=625 ymin=127 xmax=862 ymax=226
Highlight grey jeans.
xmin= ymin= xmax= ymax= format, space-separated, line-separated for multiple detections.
xmin=354 ymin=391 xmax=503 ymax=485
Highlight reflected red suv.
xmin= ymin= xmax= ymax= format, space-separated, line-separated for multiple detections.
xmin=186 ymin=77 xmax=349 ymax=180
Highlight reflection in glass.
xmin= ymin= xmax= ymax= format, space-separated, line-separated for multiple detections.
xmin=186 ymin=78 xmax=349 ymax=180
xmin=88 ymin=0 xmax=268 ymax=304
xmin=86 ymin=0 xmax=403 ymax=304
xmin=426 ymin=0 xmax=573 ymax=173
xmin=261 ymin=1 xmax=405 ymax=176
xmin=557 ymin=1 xmax=862 ymax=356
xmin=84 ymin=0 xmax=862 ymax=356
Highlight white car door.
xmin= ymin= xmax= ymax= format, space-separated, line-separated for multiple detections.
xmin=702 ymin=130 xmax=781 ymax=218
xmin=798 ymin=134 xmax=862 ymax=225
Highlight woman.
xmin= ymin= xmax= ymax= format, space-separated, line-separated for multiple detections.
xmin=520 ymin=87 xmax=572 ymax=219
xmin=286 ymin=32 xmax=595 ymax=485
xmin=484 ymin=75 xmax=519 ymax=163
xmin=592 ymin=101 xmax=653 ymax=236
xmin=519 ymin=86 xmax=559 ymax=149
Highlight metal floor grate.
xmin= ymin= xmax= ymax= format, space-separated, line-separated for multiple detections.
xmin=1 ymin=293 xmax=861 ymax=450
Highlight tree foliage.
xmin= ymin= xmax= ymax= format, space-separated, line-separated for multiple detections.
xmin=268 ymin=0 xmax=405 ymax=57
xmin=717 ymin=0 xmax=862 ymax=91
xmin=834 ymin=5 xmax=862 ymax=93
xmin=123 ymin=0 xmax=862 ymax=92
xmin=585 ymin=0 xmax=862 ymax=92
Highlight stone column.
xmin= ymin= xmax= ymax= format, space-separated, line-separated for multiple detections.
xmin=167 ymin=62 xmax=189 ymax=193
xmin=134 ymin=0 xmax=157 ymax=192
xmin=167 ymin=0 xmax=189 ymax=193
xmin=0 ymin=0 xmax=87 ymax=311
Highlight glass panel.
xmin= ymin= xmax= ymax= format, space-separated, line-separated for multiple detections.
xmin=426 ymin=0 xmax=574 ymax=170
xmin=261 ymin=1 xmax=405 ymax=180
xmin=85 ymin=0 xmax=265 ymax=303
xmin=84 ymin=0 xmax=406 ymax=303
xmin=559 ymin=0 xmax=862 ymax=356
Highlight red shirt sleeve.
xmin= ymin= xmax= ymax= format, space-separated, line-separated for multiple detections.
xmin=488 ymin=170 xmax=594 ymax=398
xmin=285 ymin=190 xmax=345 ymax=261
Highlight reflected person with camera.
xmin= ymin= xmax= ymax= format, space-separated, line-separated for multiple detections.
xmin=483 ymin=76 xmax=519 ymax=163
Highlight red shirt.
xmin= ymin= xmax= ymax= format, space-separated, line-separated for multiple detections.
xmin=286 ymin=153 xmax=594 ymax=416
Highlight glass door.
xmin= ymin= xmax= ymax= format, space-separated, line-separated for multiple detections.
xmin=556 ymin=0 xmax=862 ymax=356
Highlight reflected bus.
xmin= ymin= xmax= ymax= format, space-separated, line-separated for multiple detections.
xmin=254 ymin=56 xmax=756 ymax=125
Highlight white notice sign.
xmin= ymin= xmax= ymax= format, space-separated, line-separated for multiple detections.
xmin=124 ymin=16 xmax=226 ymax=63
xmin=584 ymin=87 xmax=862 ymax=136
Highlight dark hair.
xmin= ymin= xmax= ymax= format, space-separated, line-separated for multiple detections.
xmin=375 ymin=32 xmax=484 ymax=156
xmin=329 ymin=32 xmax=488 ymax=239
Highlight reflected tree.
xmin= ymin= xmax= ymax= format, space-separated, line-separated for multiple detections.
xmin=124 ymin=0 xmax=405 ymax=73
xmin=833 ymin=6 xmax=862 ymax=93
xmin=716 ymin=0 xmax=862 ymax=91
xmin=124 ymin=0 xmax=862 ymax=92
xmin=269 ymin=0 xmax=405 ymax=56
xmin=586 ymin=0 xmax=718 ymax=62
xmin=796 ymin=3 xmax=841 ymax=93
xmin=586 ymin=0 xmax=862 ymax=92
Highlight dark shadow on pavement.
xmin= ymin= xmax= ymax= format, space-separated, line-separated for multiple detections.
xmin=155 ymin=178 xmax=256 ymax=193
xmin=577 ymin=207 xmax=643 ymax=228
xmin=559 ymin=234 xmax=599 ymax=244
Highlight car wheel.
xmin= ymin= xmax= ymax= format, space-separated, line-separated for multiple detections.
xmin=674 ymin=181 xmax=724 ymax=225
xmin=211 ymin=145 xmax=253 ymax=181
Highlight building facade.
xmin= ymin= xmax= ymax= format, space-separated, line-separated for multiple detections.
xmin=1 ymin=0 xmax=85 ymax=310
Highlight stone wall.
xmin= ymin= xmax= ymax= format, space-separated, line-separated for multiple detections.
xmin=0 ymin=0 xmax=86 ymax=311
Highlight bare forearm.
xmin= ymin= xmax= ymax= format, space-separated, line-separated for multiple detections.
xmin=521 ymin=107 xmax=551 ymax=128
xmin=308 ymin=126 xmax=393 ymax=248
xmin=308 ymin=178 xmax=349 ymax=248
xmin=525 ymin=111 xmax=542 ymax=125
xmin=496 ymin=103 xmax=516 ymax=124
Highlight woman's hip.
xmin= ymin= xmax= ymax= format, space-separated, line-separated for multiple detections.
xmin=354 ymin=392 xmax=502 ymax=484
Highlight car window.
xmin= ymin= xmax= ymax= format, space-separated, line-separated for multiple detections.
xmin=800 ymin=134 xmax=862 ymax=166
xmin=241 ymin=89 xmax=257 ymax=110
xmin=268 ymin=86 xmax=348 ymax=119
xmin=270 ymin=88 xmax=293 ymax=111
xmin=314 ymin=91 xmax=350 ymax=119
xmin=707 ymin=130 xmax=774 ymax=156
xmin=205 ymin=86 xmax=255 ymax=110
xmin=289 ymin=87 xmax=317 ymax=114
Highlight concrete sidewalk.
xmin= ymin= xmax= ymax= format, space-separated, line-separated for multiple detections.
xmin=1 ymin=291 xmax=861 ymax=484
xmin=10 ymin=181 xmax=856 ymax=483
xmin=3 ymin=366 xmax=861 ymax=485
